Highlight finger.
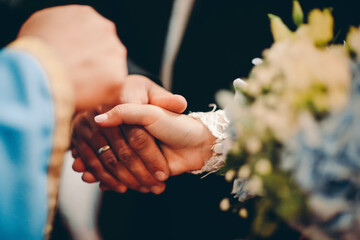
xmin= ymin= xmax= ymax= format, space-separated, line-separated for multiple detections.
xmin=99 ymin=183 xmax=111 ymax=191
xmin=94 ymin=104 xmax=162 ymax=127
xmin=118 ymin=74 xmax=186 ymax=113
xmin=71 ymin=148 xmax=79 ymax=158
xmin=121 ymin=125 xmax=170 ymax=181
xmin=101 ymin=125 xmax=166 ymax=194
xmin=82 ymin=171 xmax=98 ymax=183
xmin=72 ymin=157 xmax=86 ymax=172
xmin=87 ymin=129 xmax=145 ymax=191
xmin=72 ymin=111 xmax=147 ymax=192
xmin=95 ymin=104 xmax=198 ymax=150
xmin=75 ymin=137 xmax=125 ymax=192
xmin=99 ymin=150 xmax=146 ymax=191
xmin=118 ymin=80 xmax=149 ymax=105
xmin=99 ymin=182 xmax=127 ymax=193
xmin=148 ymin=83 xmax=187 ymax=113
xmin=150 ymin=94 xmax=187 ymax=113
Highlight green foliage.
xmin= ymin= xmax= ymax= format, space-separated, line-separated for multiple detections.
xmin=292 ymin=0 xmax=304 ymax=27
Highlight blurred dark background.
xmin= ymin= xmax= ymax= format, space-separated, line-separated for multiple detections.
xmin=1 ymin=1 xmax=359 ymax=240
xmin=1 ymin=0 xmax=359 ymax=109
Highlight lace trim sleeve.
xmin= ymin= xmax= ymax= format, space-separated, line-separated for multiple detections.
xmin=188 ymin=108 xmax=229 ymax=175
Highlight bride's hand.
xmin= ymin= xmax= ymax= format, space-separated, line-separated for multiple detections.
xmin=94 ymin=104 xmax=215 ymax=176
xmin=71 ymin=75 xmax=188 ymax=194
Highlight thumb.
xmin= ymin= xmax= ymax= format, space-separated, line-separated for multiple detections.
xmin=94 ymin=104 xmax=161 ymax=127
xmin=148 ymin=84 xmax=187 ymax=113
xmin=150 ymin=94 xmax=187 ymax=114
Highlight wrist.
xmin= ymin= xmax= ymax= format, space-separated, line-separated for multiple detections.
xmin=188 ymin=109 xmax=230 ymax=175
xmin=197 ymin=122 xmax=217 ymax=168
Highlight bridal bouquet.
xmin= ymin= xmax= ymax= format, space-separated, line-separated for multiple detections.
xmin=218 ymin=1 xmax=360 ymax=239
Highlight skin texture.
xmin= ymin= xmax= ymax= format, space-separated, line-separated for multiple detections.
xmin=17 ymin=5 xmax=128 ymax=110
xmin=73 ymin=103 xmax=215 ymax=193
xmin=71 ymin=75 xmax=188 ymax=194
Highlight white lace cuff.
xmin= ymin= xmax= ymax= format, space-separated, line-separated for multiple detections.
xmin=188 ymin=108 xmax=229 ymax=175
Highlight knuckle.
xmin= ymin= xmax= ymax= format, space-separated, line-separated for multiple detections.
xmin=86 ymin=162 xmax=100 ymax=173
xmin=29 ymin=11 xmax=41 ymax=21
xmin=80 ymin=5 xmax=96 ymax=13
xmin=101 ymin=19 xmax=117 ymax=34
xmin=101 ymin=153 xmax=119 ymax=169
xmin=139 ymin=175 xmax=156 ymax=187
xmin=113 ymin=105 xmax=126 ymax=116
xmin=102 ymin=126 xmax=120 ymax=140
xmin=127 ymin=130 xmax=149 ymax=151
xmin=75 ymin=5 xmax=96 ymax=17
xmin=118 ymin=44 xmax=127 ymax=57
xmin=129 ymin=167 xmax=157 ymax=187
xmin=145 ymin=159 xmax=164 ymax=172
xmin=75 ymin=114 xmax=92 ymax=131
xmin=117 ymin=150 xmax=136 ymax=165
xmin=126 ymin=181 xmax=141 ymax=190
xmin=107 ymin=21 xmax=117 ymax=33
xmin=102 ymin=180 xmax=118 ymax=189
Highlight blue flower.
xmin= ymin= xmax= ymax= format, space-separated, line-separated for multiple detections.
xmin=281 ymin=60 xmax=360 ymax=239
xmin=231 ymin=178 xmax=255 ymax=202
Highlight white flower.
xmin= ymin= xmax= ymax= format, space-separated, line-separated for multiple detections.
xmin=238 ymin=165 xmax=251 ymax=179
xmin=216 ymin=90 xmax=235 ymax=110
xmin=233 ymin=78 xmax=247 ymax=88
xmin=219 ymin=198 xmax=230 ymax=211
xmin=239 ymin=208 xmax=248 ymax=218
xmin=225 ymin=169 xmax=237 ymax=182
xmin=255 ymin=158 xmax=273 ymax=175
xmin=246 ymin=81 xmax=262 ymax=96
xmin=263 ymin=94 xmax=278 ymax=107
xmin=246 ymin=137 xmax=262 ymax=154
xmin=244 ymin=176 xmax=263 ymax=195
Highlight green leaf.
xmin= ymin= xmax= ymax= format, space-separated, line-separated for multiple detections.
xmin=292 ymin=0 xmax=304 ymax=27
xmin=268 ymin=14 xmax=292 ymax=42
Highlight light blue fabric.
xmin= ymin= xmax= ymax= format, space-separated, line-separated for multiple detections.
xmin=0 ymin=48 xmax=55 ymax=240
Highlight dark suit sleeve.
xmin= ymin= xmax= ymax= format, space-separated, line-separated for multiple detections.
xmin=127 ymin=57 xmax=163 ymax=86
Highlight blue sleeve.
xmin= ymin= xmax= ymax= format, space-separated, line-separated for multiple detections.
xmin=0 ymin=48 xmax=55 ymax=240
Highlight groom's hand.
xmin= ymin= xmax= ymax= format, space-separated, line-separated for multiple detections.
xmin=18 ymin=5 xmax=128 ymax=110
xmin=71 ymin=75 xmax=187 ymax=194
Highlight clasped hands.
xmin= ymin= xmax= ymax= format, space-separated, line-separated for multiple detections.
xmin=71 ymin=75 xmax=215 ymax=194
xmin=16 ymin=5 xmax=214 ymax=195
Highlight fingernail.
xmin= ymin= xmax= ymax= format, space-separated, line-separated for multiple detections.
xmin=94 ymin=113 xmax=108 ymax=123
xmin=151 ymin=186 xmax=164 ymax=195
xmin=155 ymin=171 xmax=167 ymax=181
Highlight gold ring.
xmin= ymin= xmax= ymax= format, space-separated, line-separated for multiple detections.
xmin=97 ymin=145 xmax=111 ymax=155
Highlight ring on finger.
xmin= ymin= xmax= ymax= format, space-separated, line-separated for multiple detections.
xmin=97 ymin=145 xmax=111 ymax=155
